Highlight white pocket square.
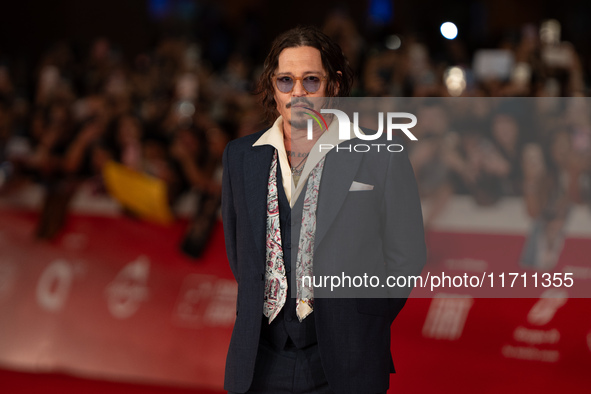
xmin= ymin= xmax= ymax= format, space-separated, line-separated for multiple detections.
xmin=349 ymin=181 xmax=374 ymax=191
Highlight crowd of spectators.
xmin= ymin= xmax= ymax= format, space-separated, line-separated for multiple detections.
xmin=0 ymin=12 xmax=589 ymax=259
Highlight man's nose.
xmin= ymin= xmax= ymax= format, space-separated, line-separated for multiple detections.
xmin=291 ymin=79 xmax=307 ymax=96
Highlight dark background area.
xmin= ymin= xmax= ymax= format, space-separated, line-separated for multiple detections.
xmin=2 ymin=0 xmax=591 ymax=72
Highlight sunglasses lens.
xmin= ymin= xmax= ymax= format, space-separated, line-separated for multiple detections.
xmin=276 ymin=77 xmax=293 ymax=93
xmin=302 ymin=76 xmax=321 ymax=93
xmin=275 ymin=76 xmax=323 ymax=93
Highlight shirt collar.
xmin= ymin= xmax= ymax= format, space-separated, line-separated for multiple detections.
xmin=253 ymin=116 xmax=294 ymax=205
xmin=252 ymin=114 xmax=364 ymax=206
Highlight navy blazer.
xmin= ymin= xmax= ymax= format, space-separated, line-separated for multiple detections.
xmin=222 ymin=128 xmax=426 ymax=393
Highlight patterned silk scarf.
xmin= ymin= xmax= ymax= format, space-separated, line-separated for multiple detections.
xmin=263 ymin=150 xmax=326 ymax=323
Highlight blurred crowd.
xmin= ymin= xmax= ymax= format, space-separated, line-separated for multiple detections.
xmin=0 ymin=12 xmax=589 ymax=257
xmin=405 ymin=98 xmax=590 ymax=223
xmin=0 ymin=34 xmax=263 ymax=253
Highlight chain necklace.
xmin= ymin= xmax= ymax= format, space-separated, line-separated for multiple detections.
xmin=290 ymin=156 xmax=307 ymax=176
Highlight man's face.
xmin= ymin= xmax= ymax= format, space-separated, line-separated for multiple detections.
xmin=273 ymin=46 xmax=328 ymax=129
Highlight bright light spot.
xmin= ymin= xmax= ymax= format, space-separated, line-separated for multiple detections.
xmin=444 ymin=66 xmax=466 ymax=96
xmin=385 ymin=35 xmax=401 ymax=50
xmin=540 ymin=19 xmax=561 ymax=45
xmin=440 ymin=22 xmax=458 ymax=40
xmin=511 ymin=62 xmax=532 ymax=86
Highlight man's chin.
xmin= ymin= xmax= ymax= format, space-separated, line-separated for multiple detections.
xmin=287 ymin=118 xmax=308 ymax=130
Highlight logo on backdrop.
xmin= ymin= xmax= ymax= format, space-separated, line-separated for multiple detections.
xmin=527 ymin=289 xmax=568 ymax=326
xmin=173 ymin=274 xmax=237 ymax=328
xmin=422 ymin=294 xmax=474 ymax=340
xmin=36 ymin=259 xmax=85 ymax=312
xmin=105 ymin=255 xmax=150 ymax=319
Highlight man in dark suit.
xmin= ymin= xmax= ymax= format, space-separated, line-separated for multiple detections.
xmin=222 ymin=26 xmax=426 ymax=394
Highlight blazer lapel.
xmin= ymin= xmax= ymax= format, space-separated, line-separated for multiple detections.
xmin=244 ymin=144 xmax=275 ymax=272
xmin=314 ymin=144 xmax=363 ymax=251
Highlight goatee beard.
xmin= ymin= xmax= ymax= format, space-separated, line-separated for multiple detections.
xmin=288 ymin=117 xmax=309 ymax=129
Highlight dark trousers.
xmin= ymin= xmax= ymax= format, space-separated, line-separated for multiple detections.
xmin=229 ymin=336 xmax=332 ymax=394
xmin=229 ymin=337 xmax=388 ymax=394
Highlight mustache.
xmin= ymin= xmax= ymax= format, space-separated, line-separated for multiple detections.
xmin=286 ymin=98 xmax=313 ymax=109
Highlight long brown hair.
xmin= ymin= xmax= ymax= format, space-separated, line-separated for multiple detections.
xmin=255 ymin=25 xmax=354 ymax=122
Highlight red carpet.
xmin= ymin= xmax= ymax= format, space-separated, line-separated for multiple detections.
xmin=0 ymin=207 xmax=589 ymax=393
xmin=0 ymin=369 xmax=223 ymax=394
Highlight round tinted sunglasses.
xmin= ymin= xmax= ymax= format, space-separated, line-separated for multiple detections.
xmin=274 ymin=74 xmax=327 ymax=94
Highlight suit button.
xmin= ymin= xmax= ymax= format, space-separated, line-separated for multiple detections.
xmin=285 ymin=314 xmax=293 ymax=322
xmin=284 ymin=241 xmax=291 ymax=249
